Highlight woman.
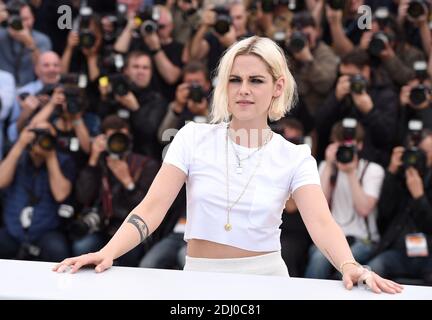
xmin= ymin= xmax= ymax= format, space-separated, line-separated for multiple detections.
xmin=53 ymin=36 xmax=402 ymax=294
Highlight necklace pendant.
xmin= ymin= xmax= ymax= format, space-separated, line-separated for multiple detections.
xmin=236 ymin=165 xmax=243 ymax=175
xmin=224 ymin=223 xmax=232 ymax=231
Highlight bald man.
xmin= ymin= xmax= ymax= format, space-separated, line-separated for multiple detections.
xmin=6 ymin=51 xmax=61 ymax=143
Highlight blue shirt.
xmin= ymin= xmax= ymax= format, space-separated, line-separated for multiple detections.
xmin=0 ymin=28 xmax=51 ymax=87
xmin=0 ymin=70 xmax=16 ymax=160
xmin=7 ymin=79 xmax=43 ymax=144
xmin=2 ymin=150 xmax=76 ymax=242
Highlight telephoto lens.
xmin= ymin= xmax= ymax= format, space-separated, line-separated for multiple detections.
xmin=30 ymin=128 xmax=56 ymax=151
xmin=107 ymin=132 xmax=131 ymax=158
xmin=213 ymin=6 xmax=231 ymax=35
xmin=288 ymin=31 xmax=307 ymax=54
xmin=188 ymin=83 xmax=205 ymax=103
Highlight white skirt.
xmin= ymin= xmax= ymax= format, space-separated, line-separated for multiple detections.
xmin=183 ymin=251 xmax=289 ymax=276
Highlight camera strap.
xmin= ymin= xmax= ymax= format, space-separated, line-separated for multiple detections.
xmin=329 ymin=160 xmax=372 ymax=241
xmin=100 ymin=154 xmax=148 ymax=221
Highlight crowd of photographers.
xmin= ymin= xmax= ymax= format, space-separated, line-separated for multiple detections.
xmin=0 ymin=0 xmax=431 ymax=285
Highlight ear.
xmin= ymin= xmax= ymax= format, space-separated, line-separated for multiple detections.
xmin=273 ymin=77 xmax=285 ymax=98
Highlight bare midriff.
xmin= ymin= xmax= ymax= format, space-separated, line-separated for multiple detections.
xmin=187 ymin=239 xmax=274 ymax=259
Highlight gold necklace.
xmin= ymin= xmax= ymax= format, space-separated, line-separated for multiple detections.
xmin=224 ymin=123 xmax=272 ymax=231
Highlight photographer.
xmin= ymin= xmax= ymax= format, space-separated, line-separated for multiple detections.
xmin=288 ymin=10 xmax=339 ymax=116
xmin=171 ymin=0 xmax=201 ymax=45
xmin=358 ymin=9 xmax=425 ymax=87
xmin=71 ymin=115 xmax=160 ymax=266
xmin=0 ymin=121 xmax=75 ymax=262
xmin=61 ymin=7 xmax=102 ymax=82
xmin=305 ymin=120 xmax=384 ymax=279
xmin=190 ymin=1 xmax=252 ymax=76
xmin=316 ymin=49 xmax=398 ymax=167
xmin=114 ymin=5 xmax=184 ymax=100
xmin=397 ymin=0 xmax=431 ymax=55
xmin=367 ymin=128 xmax=432 ymax=285
xmin=158 ymin=61 xmax=211 ymax=144
xmin=8 ymin=51 xmax=61 ymax=141
xmin=0 ymin=70 xmax=15 ymax=160
xmin=0 ymin=0 xmax=51 ymax=87
xmin=98 ymin=51 xmax=167 ymax=160
xmin=397 ymin=73 xmax=432 ymax=143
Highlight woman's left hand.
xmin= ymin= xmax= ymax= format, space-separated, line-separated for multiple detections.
xmin=343 ymin=265 xmax=404 ymax=294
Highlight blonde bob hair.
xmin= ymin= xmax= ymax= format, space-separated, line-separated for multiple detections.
xmin=210 ymin=36 xmax=297 ymax=124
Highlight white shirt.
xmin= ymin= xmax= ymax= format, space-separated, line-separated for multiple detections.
xmin=318 ymin=159 xmax=384 ymax=242
xmin=163 ymin=121 xmax=321 ymax=252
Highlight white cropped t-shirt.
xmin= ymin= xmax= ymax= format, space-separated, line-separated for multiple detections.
xmin=163 ymin=121 xmax=321 ymax=251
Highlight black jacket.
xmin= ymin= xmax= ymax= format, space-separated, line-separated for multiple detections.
xmin=375 ymin=170 xmax=432 ymax=255
xmin=316 ymin=86 xmax=398 ymax=167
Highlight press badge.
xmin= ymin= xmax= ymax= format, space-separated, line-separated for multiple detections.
xmin=405 ymin=233 xmax=429 ymax=257
xmin=69 ymin=137 xmax=80 ymax=152
xmin=20 ymin=206 xmax=34 ymax=229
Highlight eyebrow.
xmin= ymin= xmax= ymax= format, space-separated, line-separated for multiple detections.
xmin=229 ymin=75 xmax=266 ymax=79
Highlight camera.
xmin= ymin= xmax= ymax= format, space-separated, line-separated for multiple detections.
xmin=336 ymin=118 xmax=357 ymax=164
xmin=287 ymin=31 xmax=307 ymax=54
xmin=1 ymin=2 xmax=23 ymax=31
xmin=402 ymin=120 xmax=426 ymax=173
xmin=374 ymin=7 xmax=391 ymax=28
xmin=63 ymin=86 xmax=82 ymax=115
xmin=213 ymin=6 xmax=231 ymax=35
xmin=109 ymin=74 xmax=130 ymax=96
xmin=327 ymin=0 xmax=345 ymax=10
xmin=101 ymin=52 xmax=125 ymax=74
xmin=135 ymin=6 xmax=160 ymax=36
xmin=107 ymin=132 xmax=131 ymax=158
xmin=407 ymin=0 xmax=428 ymax=19
xmin=78 ymin=7 xmax=96 ymax=49
xmin=30 ymin=128 xmax=56 ymax=151
xmin=68 ymin=208 xmax=101 ymax=240
xmin=409 ymin=84 xmax=430 ymax=106
xmin=368 ymin=32 xmax=389 ymax=57
xmin=350 ymin=74 xmax=368 ymax=94
xmin=102 ymin=3 xmax=128 ymax=42
xmin=188 ymin=83 xmax=205 ymax=103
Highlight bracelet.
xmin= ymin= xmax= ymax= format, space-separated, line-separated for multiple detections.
xmin=339 ymin=260 xmax=362 ymax=275
xmin=149 ymin=48 xmax=161 ymax=56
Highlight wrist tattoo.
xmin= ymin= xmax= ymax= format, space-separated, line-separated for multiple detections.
xmin=127 ymin=214 xmax=149 ymax=243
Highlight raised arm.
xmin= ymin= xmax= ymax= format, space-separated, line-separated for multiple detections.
xmin=53 ymin=163 xmax=186 ymax=272
xmin=293 ymin=184 xmax=403 ymax=294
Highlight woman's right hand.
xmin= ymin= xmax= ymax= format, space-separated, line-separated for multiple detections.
xmin=52 ymin=251 xmax=113 ymax=273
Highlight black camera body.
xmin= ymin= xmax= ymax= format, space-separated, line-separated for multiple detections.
xmin=350 ymin=74 xmax=368 ymax=94
xmin=68 ymin=208 xmax=101 ymax=240
xmin=213 ymin=6 xmax=232 ymax=35
xmin=410 ymin=84 xmax=430 ymax=106
xmin=136 ymin=6 xmax=160 ymax=36
xmin=402 ymin=120 xmax=426 ymax=173
xmin=368 ymin=32 xmax=389 ymax=57
xmin=30 ymin=128 xmax=56 ymax=151
xmin=336 ymin=118 xmax=357 ymax=164
xmin=78 ymin=7 xmax=96 ymax=49
xmin=2 ymin=2 xmax=23 ymax=31
xmin=110 ymin=74 xmax=130 ymax=96
xmin=107 ymin=132 xmax=131 ymax=159
xmin=288 ymin=31 xmax=307 ymax=54
xmin=63 ymin=86 xmax=82 ymax=115
xmin=407 ymin=0 xmax=428 ymax=19
xmin=189 ymin=83 xmax=205 ymax=103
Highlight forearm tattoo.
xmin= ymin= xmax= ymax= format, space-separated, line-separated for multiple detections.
xmin=127 ymin=214 xmax=149 ymax=243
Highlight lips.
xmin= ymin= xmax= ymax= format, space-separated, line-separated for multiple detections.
xmin=236 ymin=100 xmax=254 ymax=106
